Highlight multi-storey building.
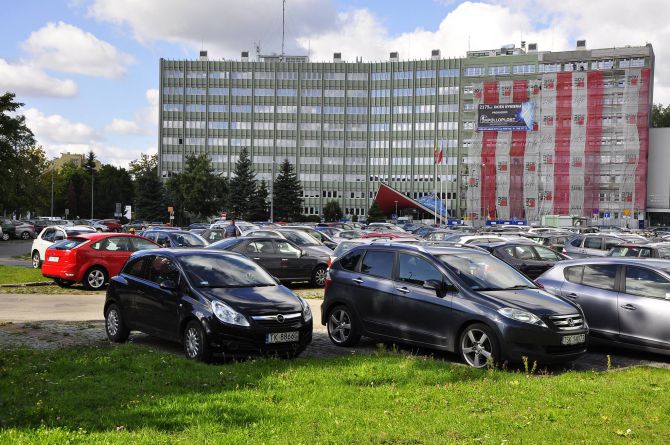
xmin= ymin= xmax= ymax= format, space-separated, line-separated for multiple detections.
xmin=159 ymin=41 xmax=654 ymax=224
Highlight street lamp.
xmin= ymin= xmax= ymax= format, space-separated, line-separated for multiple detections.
xmin=394 ymin=200 xmax=398 ymax=220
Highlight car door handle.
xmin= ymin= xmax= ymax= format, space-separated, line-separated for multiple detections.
xmin=621 ymin=304 xmax=637 ymax=311
xmin=395 ymin=286 xmax=410 ymax=294
xmin=281 ymin=258 xmax=289 ymax=262
xmin=566 ymin=293 xmax=578 ymax=299
xmin=252 ymin=257 xmax=261 ymax=260
xmin=352 ymin=278 xmax=363 ymax=284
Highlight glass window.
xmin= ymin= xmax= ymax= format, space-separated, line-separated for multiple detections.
xmin=584 ymin=237 xmax=603 ymax=250
xmin=123 ymin=256 xmax=150 ymax=279
xmin=564 ymin=266 xmax=583 ymax=284
xmin=570 ymin=238 xmax=583 ymax=247
xmin=132 ymin=238 xmax=158 ymax=251
xmin=604 ymin=238 xmax=623 ymax=250
xmin=245 ymin=240 xmax=275 ymax=254
xmin=438 ymin=252 xmax=535 ymax=291
xmin=504 ymin=245 xmax=536 ymax=260
xmin=155 ymin=234 xmax=171 ymax=247
xmin=360 ymin=250 xmax=395 ymax=280
xmin=95 ymin=236 xmax=133 ymax=252
xmin=339 ymin=249 xmax=363 ymax=271
xmin=180 ymin=254 xmax=275 ymax=288
xmin=581 ymin=265 xmax=617 ymax=291
xmin=50 ymin=238 xmax=87 ymax=250
xmin=170 ymin=232 xmax=206 ymax=247
xmin=398 ymin=254 xmax=442 ymax=287
xmin=43 ymin=229 xmax=56 ymax=242
xmin=609 ymin=246 xmax=642 ymax=257
xmin=276 ymin=240 xmax=301 ymax=256
xmin=625 ymin=267 xmax=670 ymax=299
xmin=148 ymin=256 xmax=180 ymax=284
xmin=533 ymin=246 xmax=561 ymax=261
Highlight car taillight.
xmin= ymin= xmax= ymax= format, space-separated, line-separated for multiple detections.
xmin=324 ymin=270 xmax=332 ymax=293
xmin=327 ymin=256 xmax=332 ymax=268
xmin=562 ymin=248 xmax=567 ymax=254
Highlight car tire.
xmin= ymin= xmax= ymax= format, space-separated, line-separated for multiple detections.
xmin=32 ymin=251 xmax=41 ymax=269
xmin=310 ymin=265 xmax=328 ymax=287
xmin=183 ymin=320 xmax=211 ymax=362
xmin=105 ymin=304 xmax=130 ymax=343
xmin=54 ymin=278 xmax=74 ymax=288
xmin=20 ymin=231 xmax=31 ymax=240
xmin=1 ymin=233 xmax=9 ymax=241
xmin=326 ymin=305 xmax=361 ymax=347
xmin=83 ymin=267 xmax=108 ymax=291
xmin=459 ymin=323 xmax=499 ymax=369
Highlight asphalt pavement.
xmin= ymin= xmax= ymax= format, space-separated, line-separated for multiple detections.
xmin=0 ymin=239 xmax=33 ymax=266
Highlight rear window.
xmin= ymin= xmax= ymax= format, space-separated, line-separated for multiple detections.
xmin=564 ymin=266 xmax=584 ymax=284
xmin=50 ymin=238 xmax=88 ymax=250
xmin=339 ymin=250 xmax=363 ymax=272
xmin=582 ymin=265 xmax=617 ymax=291
xmin=66 ymin=229 xmax=95 ymax=236
xmin=360 ymin=250 xmax=395 ymax=279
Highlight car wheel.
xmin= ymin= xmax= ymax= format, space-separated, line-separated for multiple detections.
xmin=54 ymin=278 xmax=74 ymax=288
xmin=327 ymin=305 xmax=361 ymax=347
xmin=20 ymin=231 xmax=31 ymax=240
xmin=183 ymin=320 xmax=211 ymax=362
xmin=310 ymin=265 xmax=328 ymax=287
xmin=459 ymin=323 xmax=499 ymax=369
xmin=105 ymin=304 xmax=130 ymax=343
xmin=83 ymin=267 xmax=108 ymax=291
xmin=32 ymin=251 xmax=41 ymax=269
xmin=1 ymin=233 xmax=9 ymax=241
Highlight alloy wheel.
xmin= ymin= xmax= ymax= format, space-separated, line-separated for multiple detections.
xmin=461 ymin=328 xmax=493 ymax=368
xmin=328 ymin=309 xmax=352 ymax=344
xmin=107 ymin=309 xmax=119 ymax=336
xmin=314 ymin=267 xmax=327 ymax=286
xmin=87 ymin=269 xmax=105 ymax=289
xmin=185 ymin=327 xmax=200 ymax=358
xmin=21 ymin=232 xmax=30 ymax=240
xmin=32 ymin=253 xmax=40 ymax=269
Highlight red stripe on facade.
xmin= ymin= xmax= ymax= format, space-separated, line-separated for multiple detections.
xmin=554 ymin=72 xmax=572 ymax=214
xmin=510 ymin=80 xmax=528 ymax=219
xmin=585 ymin=71 xmax=604 ymax=217
xmin=482 ymin=81 xmax=499 ymax=219
xmin=635 ymin=68 xmax=651 ymax=212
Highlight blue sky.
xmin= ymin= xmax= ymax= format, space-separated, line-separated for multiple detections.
xmin=1 ymin=0 xmax=668 ymax=167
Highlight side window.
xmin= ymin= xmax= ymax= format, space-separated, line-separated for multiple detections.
xmin=581 ymin=265 xmax=617 ymax=291
xmin=360 ymin=250 xmax=395 ymax=279
xmin=570 ymin=238 xmax=583 ymax=247
xmin=398 ymin=254 xmax=443 ymax=287
xmin=148 ymin=256 xmax=180 ymax=284
xmin=625 ymin=267 xmax=670 ymax=299
xmin=132 ymin=238 xmax=158 ymax=251
xmin=604 ymin=238 xmax=622 ymax=250
xmin=639 ymin=248 xmax=652 ymax=258
xmin=276 ymin=240 xmax=301 ymax=256
xmin=339 ymin=250 xmax=363 ymax=272
xmin=156 ymin=234 xmax=171 ymax=247
xmin=101 ymin=237 xmax=133 ymax=251
xmin=504 ymin=245 xmax=536 ymax=260
xmin=246 ymin=240 xmax=276 ymax=254
xmin=43 ymin=229 xmax=55 ymax=242
xmin=584 ymin=237 xmax=603 ymax=250
xmin=123 ymin=256 xmax=150 ymax=279
xmin=533 ymin=246 xmax=561 ymax=261
xmin=564 ymin=266 xmax=583 ymax=284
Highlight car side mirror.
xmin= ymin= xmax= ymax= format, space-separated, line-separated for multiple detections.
xmin=160 ymin=280 xmax=177 ymax=290
xmin=300 ymin=250 xmax=306 ymax=257
xmin=423 ymin=279 xmax=441 ymax=291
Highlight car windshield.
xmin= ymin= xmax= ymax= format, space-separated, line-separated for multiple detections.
xmin=179 ymin=254 xmax=276 ymax=288
xmin=438 ymin=252 xmax=536 ymax=291
xmin=608 ymin=246 xmax=643 ymax=257
xmin=279 ymin=230 xmax=320 ymax=246
xmin=333 ymin=241 xmax=365 ymax=257
xmin=170 ymin=232 xmax=207 ymax=247
xmin=50 ymin=238 xmax=88 ymax=250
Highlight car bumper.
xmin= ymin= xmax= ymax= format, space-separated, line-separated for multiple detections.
xmin=498 ymin=324 xmax=589 ymax=364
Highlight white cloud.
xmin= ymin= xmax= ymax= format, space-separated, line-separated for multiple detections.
xmin=23 ymin=108 xmax=97 ymax=145
xmin=22 ymin=21 xmax=135 ymax=79
xmin=139 ymin=88 xmax=159 ymax=126
xmin=104 ymin=118 xmax=143 ymax=135
xmin=0 ymin=58 xmax=77 ymax=97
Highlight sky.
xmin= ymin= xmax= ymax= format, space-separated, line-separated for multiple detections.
xmin=1 ymin=0 xmax=669 ymax=168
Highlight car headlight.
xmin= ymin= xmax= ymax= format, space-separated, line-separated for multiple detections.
xmin=211 ymin=300 xmax=249 ymax=327
xmin=498 ymin=308 xmax=547 ymax=328
xmin=298 ymin=296 xmax=312 ymax=322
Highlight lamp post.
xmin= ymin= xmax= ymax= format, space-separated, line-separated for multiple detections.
xmin=50 ymin=163 xmax=54 ymax=218
xmin=394 ymin=200 xmax=398 ymax=220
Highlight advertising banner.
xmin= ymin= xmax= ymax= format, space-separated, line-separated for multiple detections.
xmin=477 ymin=102 xmax=534 ymax=131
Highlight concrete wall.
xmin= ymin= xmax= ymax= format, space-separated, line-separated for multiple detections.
xmin=648 ymin=128 xmax=670 ymax=211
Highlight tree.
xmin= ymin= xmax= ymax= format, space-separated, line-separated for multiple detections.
xmin=367 ymin=201 xmax=386 ymax=222
xmin=130 ymin=154 xmax=166 ymax=222
xmin=229 ymin=148 xmax=256 ymax=219
xmin=652 ymin=103 xmax=670 ymax=128
xmin=323 ymin=200 xmax=343 ymax=222
xmin=248 ymin=180 xmax=270 ymax=221
xmin=94 ymin=165 xmax=134 ymax=219
xmin=273 ymin=158 xmax=303 ymax=221
xmin=84 ymin=150 xmax=97 ymax=175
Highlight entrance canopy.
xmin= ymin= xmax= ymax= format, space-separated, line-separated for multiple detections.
xmin=374 ymin=183 xmax=448 ymax=222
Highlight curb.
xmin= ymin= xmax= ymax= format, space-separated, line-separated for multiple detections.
xmin=0 ymin=281 xmax=54 ymax=288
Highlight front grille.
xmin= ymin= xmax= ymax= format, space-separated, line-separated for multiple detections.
xmin=548 ymin=314 xmax=584 ymax=332
xmin=250 ymin=312 xmax=302 ymax=327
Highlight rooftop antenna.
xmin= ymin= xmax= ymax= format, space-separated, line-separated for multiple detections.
xmin=281 ymin=0 xmax=286 ymax=62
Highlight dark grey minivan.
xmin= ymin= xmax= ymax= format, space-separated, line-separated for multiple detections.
xmin=322 ymin=244 xmax=588 ymax=368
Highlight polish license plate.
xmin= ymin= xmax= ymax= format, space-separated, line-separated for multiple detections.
xmin=48 ymin=256 xmax=59 ymax=262
xmin=266 ymin=331 xmax=299 ymax=344
xmin=561 ymin=334 xmax=586 ymax=345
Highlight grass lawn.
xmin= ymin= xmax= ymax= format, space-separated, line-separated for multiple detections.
xmin=0 ymin=265 xmax=51 ymax=285
xmin=1 ymin=346 xmax=669 ymax=444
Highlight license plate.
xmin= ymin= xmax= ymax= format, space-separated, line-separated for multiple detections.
xmin=266 ymin=331 xmax=299 ymax=344
xmin=561 ymin=334 xmax=586 ymax=345
xmin=48 ymin=256 xmax=59 ymax=262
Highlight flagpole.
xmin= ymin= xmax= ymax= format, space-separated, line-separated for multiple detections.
xmin=433 ymin=160 xmax=437 ymax=226
xmin=441 ymin=147 xmax=445 ymax=225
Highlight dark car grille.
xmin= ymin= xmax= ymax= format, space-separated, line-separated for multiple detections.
xmin=250 ymin=312 xmax=302 ymax=327
xmin=548 ymin=314 xmax=584 ymax=332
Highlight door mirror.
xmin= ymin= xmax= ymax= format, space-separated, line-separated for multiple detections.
xmin=300 ymin=249 xmax=306 ymax=257
xmin=159 ymin=279 xmax=177 ymax=290
xmin=423 ymin=279 xmax=441 ymax=291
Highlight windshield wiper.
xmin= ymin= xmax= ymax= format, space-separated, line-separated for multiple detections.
xmin=500 ymin=285 xmax=536 ymax=290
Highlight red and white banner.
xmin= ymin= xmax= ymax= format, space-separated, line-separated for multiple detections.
xmin=495 ymin=81 xmax=513 ymax=220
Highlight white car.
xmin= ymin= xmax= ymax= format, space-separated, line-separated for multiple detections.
xmin=30 ymin=225 xmax=96 ymax=268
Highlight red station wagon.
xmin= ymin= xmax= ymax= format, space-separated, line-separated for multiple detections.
xmin=41 ymin=233 xmax=158 ymax=290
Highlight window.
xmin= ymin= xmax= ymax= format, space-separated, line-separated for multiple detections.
xmin=488 ymin=65 xmax=510 ymax=76
xmin=581 ymin=265 xmax=617 ymax=291
xmin=604 ymin=238 xmax=622 ymax=250
xmin=276 ymin=240 xmax=301 ymax=256
xmin=339 ymin=250 xmax=362 ymax=272
xmin=564 ymin=266 xmax=583 ymax=284
xmin=533 ymin=246 xmax=561 ymax=261
xmin=570 ymin=238 xmax=583 ymax=247
xmin=625 ymin=267 xmax=670 ymax=299
xmin=398 ymin=254 xmax=443 ymax=287
xmin=148 ymin=256 xmax=180 ymax=284
xmin=132 ymin=238 xmax=158 ymax=252
xmin=360 ymin=250 xmax=394 ymax=279
xmin=245 ymin=240 xmax=275 ymax=254
xmin=464 ymin=66 xmax=484 ymax=77
xmin=42 ymin=228 xmax=56 ymax=242
xmin=93 ymin=236 xmax=133 ymax=252
xmin=584 ymin=237 xmax=603 ymax=250
xmin=123 ymin=256 xmax=150 ymax=279
xmin=504 ymin=245 xmax=536 ymax=260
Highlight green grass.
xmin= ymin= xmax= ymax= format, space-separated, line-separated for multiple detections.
xmin=0 ymin=265 xmax=51 ymax=285
xmin=1 ymin=346 xmax=669 ymax=444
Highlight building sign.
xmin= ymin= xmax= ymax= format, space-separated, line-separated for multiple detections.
xmin=477 ymin=102 xmax=534 ymax=131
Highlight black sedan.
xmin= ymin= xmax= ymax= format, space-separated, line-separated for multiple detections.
xmin=478 ymin=241 xmax=569 ymax=279
xmin=207 ymin=237 xmax=330 ymax=286
xmin=104 ymin=249 xmax=313 ymax=361
xmin=322 ymin=244 xmax=587 ymax=368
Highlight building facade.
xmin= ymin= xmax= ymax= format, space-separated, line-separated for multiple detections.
xmin=158 ymin=42 xmax=654 ymax=223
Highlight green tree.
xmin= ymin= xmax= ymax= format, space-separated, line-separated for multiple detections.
xmin=652 ymin=103 xmax=670 ymax=128
xmin=273 ymin=159 xmax=303 ymax=221
xmin=248 ymin=180 xmax=270 ymax=221
xmin=130 ymin=154 xmax=166 ymax=222
xmin=84 ymin=150 xmax=97 ymax=175
xmin=323 ymin=200 xmax=343 ymax=222
xmin=367 ymin=201 xmax=386 ymax=222
xmin=93 ymin=164 xmax=134 ymax=219
xmin=60 ymin=163 xmax=91 ymax=219
xmin=229 ymin=148 xmax=256 ymax=219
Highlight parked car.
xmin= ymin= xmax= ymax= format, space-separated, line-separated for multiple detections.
xmin=287 ymin=226 xmax=338 ymax=250
xmin=322 ymin=244 xmax=588 ymax=368
xmin=536 ymin=258 xmax=670 ymax=355
xmin=317 ymin=222 xmax=354 ymax=230
xmin=100 ymin=219 xmax=123 ymax=232
xmin=606 ymin=243 xmax=670 ymax=259
xmin=245 ymin=229 xmax=333 ymax=255
xmin=524 ymin=233 xmax=571 ymax=252
xmin=103 ymin=249 xmax=313 ymax=361
xmin=563 ymin=234 xmax=625 ymax=258
xmin=13 ymin=221 xmax=36 ymax=240
xmin=41 ymin=233 xmax=158 ymax=290
xmin=478 ymin=241 xmax=570 ymax=279
xmin=207 ymin=236 xmax=330 ymax=286
xmin=200 ymin=228 xmax=228 ymax=244
xmin=31 ymin=225 xmax=97 ymax=268
xmin=0 ymin=218 xmax=16 ymax=241
xmin=188 ymin=223 xmax=211 ymax=230
xmin=141 ymin=229 xmax=207 ymax=248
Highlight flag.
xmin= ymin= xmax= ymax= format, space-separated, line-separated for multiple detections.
xmin=434 ymin=144 xmax=443 ymax=164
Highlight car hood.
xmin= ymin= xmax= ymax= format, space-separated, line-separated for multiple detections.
xmin=303 ymin=245 xmax=331 ymax=258
xmin=479 ymin=288 xmax=578 ymax=316
xmin=198 ymin=285 xmax=302 ymax=315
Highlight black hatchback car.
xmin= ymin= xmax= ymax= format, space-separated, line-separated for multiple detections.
xmin=478 ymin=241 xmax=569 ymax=279
xmin=104 ymin=249 xmax=313 ymax=361
xmin=322 ymin=244 xmax=588 ymax=368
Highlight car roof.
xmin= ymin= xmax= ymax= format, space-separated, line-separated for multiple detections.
xmin=72 ymin=232 xmax=143 ymax=241
xmin=557 ymin=257 xmax=670 ymax=269
xmin=348 ymin=242 xmax=486 ymax=256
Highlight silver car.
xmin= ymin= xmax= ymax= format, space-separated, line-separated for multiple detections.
xmin=536 ymin=258 xmax=670 ymax=354
xmin=563 ymin=234 xmax=625 ymax=258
